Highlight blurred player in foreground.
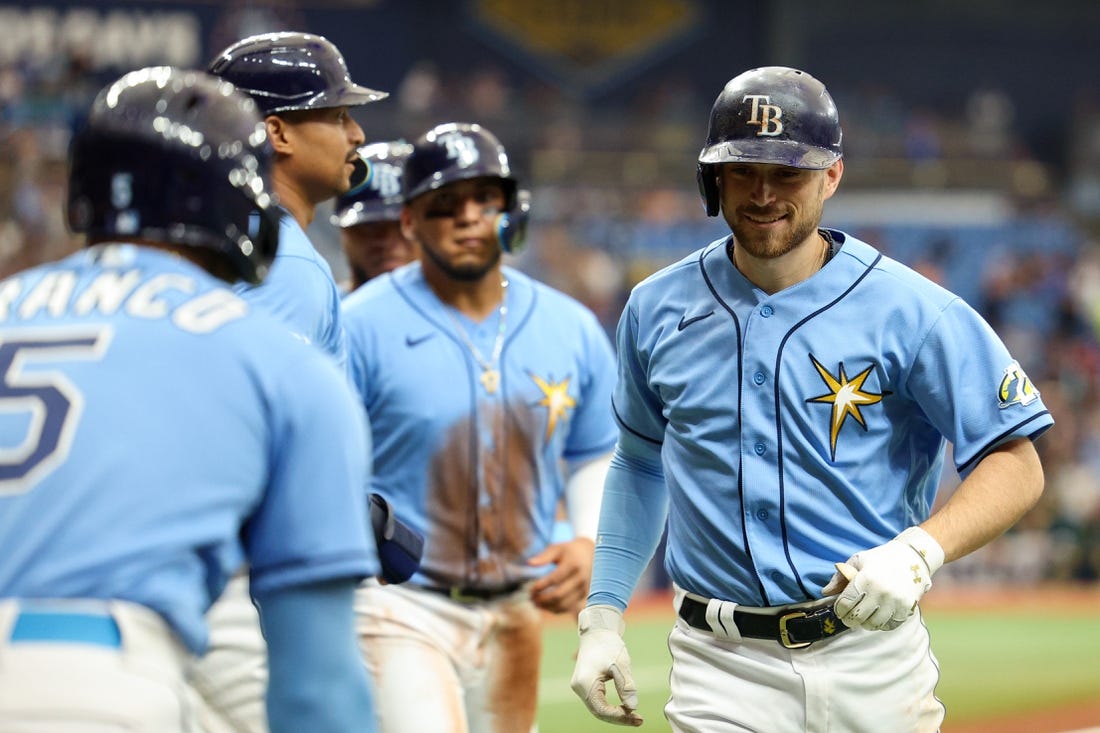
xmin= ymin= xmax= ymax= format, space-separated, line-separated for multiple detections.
xmin=332 ymin=140 xmax=419 ymax=292
xmin=0 ymin=67 xmax=377 ymax=733
xmin=196 ymin=31 xmax=387 ymax=732
xmin=571 ymin=66 xmax=1052 ymax=731
xmin=343 ymin=122 xmax=617 ymax=732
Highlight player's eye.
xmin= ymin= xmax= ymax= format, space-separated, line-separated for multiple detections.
xmin=424 ymin=194 xmax=456 ymax=219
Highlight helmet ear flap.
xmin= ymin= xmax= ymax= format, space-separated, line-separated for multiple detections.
xmin=697 ymin=164 xmax=720 ymax=217
xmin=495 ymin=188 xmax=530 ymax=253
xmin=347 ymin=154 xmax=372 ymax=194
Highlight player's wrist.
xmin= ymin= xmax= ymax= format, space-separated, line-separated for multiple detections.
xmin=896 ymin=526 xmax=945 ymax=577
xmin=578 ymin=604 xmax=625 ymax=635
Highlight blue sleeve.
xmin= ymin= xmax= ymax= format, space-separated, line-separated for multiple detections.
xmin=564 ymin=307 xmax=619 ymax=461
xmin=246 ymin=349 xmax=377 ymax=595
xmin=611 ymin=300 xmax=667 ymax=443
xmin=256 ymin=579 xmax=376 ymax=733
xmin=587 ymin=432 xmax=669 ymax=611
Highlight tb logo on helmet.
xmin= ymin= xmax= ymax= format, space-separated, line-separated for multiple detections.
xmin=743 ymin=95 xmax=784 ymax=136
xmin=441 ymin=132 xmax=481 ymax=168
xmin=371 ymin=162 xmax=403 ymax=199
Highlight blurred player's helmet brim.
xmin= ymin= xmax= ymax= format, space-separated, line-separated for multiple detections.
xmin=66 ymin=66 xmax=281 ymax=284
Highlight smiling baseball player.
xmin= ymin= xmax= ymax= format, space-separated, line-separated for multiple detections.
xmin=571 ymin=66 xmax=1053 ymax=732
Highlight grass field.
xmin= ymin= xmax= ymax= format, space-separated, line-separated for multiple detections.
xmin=536 ymin=594 xmax=1100 ymax=733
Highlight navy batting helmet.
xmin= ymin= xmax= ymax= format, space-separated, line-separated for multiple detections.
xmin=697 ymin=66 xmax=843 ymax=216
xmin=66 ymin=66 xmax=281 ymax=284
xmin=208 ymin=32 xmax=387 ymax=116
xmin=403 ymin=122 xmax=529 ymax=252
xmin=331 ymin=141 xmax=413 ymax=228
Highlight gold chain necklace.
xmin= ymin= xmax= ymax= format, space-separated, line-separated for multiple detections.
xmin=445 ymin=279 xmax=508 ymax=394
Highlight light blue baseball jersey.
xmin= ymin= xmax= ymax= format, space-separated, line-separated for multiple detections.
xmin=235 ymin=212 xmax=347 ymax=369
xmin=591 ymin=230 xmax=1053 ymax=608
xmin=342 ymin=263 xmax=617 ymax=588
xmin=0 ymin=244 xmax=377 ymax=653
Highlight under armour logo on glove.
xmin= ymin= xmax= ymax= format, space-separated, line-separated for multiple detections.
xmin=824 ymin=526 xmax=945 ymax=631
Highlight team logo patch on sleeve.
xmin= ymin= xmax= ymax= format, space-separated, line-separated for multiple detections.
xmin=998 ymin=361 xmax=1039 ymax=408
xmin=805 ymin=354 xmax=891 ymax=461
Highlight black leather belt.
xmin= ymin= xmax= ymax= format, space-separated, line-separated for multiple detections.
xmin=678 ymin=596 xmax=849 ymax=649
xmin=419 ymin=582 xmax=524 ymax=603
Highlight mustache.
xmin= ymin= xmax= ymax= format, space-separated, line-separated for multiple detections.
xmin=739 ymin=206 xmax=786 ymax=218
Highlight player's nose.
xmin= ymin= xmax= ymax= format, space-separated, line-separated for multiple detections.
xmin=747 ymin=174 xmax=777 ymax=205
xmin=346 ymin=115 xmax=365 ymax=147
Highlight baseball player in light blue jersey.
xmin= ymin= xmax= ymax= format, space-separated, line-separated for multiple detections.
xmin=572 ymin=67 xmax=1053 ymax=732
xmin=197 ymin=32 xmax=388 ymax=733
xmin=343 ymin=122 xmax=618 ymax=733
xmin=0 ymin=67 xmax=377 ymax=732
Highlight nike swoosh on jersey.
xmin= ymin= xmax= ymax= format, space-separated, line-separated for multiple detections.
xmin=405 ymin=332 xmax=434 ymax=347
xmin=677 ymin=311 xmax=715 ymax=331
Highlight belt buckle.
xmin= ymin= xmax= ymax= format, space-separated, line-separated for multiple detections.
xmin=778 ymin=611 xmax=811 ymax=649
xmin=448 ymin=587 xmax=480 ymax=603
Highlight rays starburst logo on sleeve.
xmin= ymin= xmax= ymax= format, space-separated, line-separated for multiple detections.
xmin=805 ymin=355 xmax=891 ymax=460
xmin=998 ymin=361 xmax=1039 ymax=408
xmin=530 ymin=373 xmax=575 ymax=443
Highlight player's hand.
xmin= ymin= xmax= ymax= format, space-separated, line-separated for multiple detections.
xmin=823 ymin=526 xmax=945 ymax=631
xmin=571 ymin=605 xmax=644 ymax=727
xmin=527 ymin=537 xmax=594 ymax=615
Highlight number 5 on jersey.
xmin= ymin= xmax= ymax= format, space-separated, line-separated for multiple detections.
xmin=0 ymin=328 xmax=111 ymax=495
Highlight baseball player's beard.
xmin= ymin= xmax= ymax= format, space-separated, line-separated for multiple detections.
xmin=728 ymin=200 xmax=824 ymax=260
xmin=421 ymin=238 xmax=503 ymax=282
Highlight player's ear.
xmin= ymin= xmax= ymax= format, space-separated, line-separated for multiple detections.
xmin=400 ymin=204 xmax=416 ymax=243
xmin=823 ymin=159 xmax=843 ymax=200
xmin=264 ymin=115 xmax=294 ymax=154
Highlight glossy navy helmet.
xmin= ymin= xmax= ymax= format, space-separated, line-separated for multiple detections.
xmin=331 ymin=140 xmax=413 ymax=228
xmin=403 ymin=122 xmax=529 ymax=253
xmin=208 ymin=31 xmax=387 ymax=116
xmin=697 ymin=66 xmax=843 ymax=216
xmin=66 ymin=66 xmax=281 ymax=284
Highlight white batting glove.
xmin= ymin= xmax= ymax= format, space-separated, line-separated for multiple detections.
xmin=570 ymin=605 xmax=644 ymax=727
xmin=824 ymin=526 xmax=945 ymax=631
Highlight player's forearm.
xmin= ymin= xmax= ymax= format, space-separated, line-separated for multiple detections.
xmin=919 ymin=437 xmax=1044 ymax=564
xmin=259 ymin=580 xmax=376 ymax=733
xmin=588 ymin=441 xmax=668 ymax=610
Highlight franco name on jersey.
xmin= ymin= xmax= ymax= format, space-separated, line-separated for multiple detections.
xmin=0 ymin=256 xmax=248 ymax=335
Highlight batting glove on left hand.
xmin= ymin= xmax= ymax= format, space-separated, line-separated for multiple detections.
xmin=824 ymin=526 xmax=945 ymax=631
xmin=571 ymin=605 xmax=644 ymax=727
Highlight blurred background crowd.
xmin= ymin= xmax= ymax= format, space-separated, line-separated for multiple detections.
xmin=3 ymin=0 xmax=1099 ymax=588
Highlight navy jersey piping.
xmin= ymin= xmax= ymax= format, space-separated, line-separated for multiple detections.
xmin=392 ymin=277 xmax=482 ymax=584
xmin=494 ymin=284 xmax=538 ymax=588
xmin=955 ymin=411 xmax=1052 ymax=475
xmin=773 ymin=252 xmax=881 ymax=600
xmin=611 ymin=398 xmax=663 ymax=446
xmin=699 ymin=243 xmax=767 ymax=604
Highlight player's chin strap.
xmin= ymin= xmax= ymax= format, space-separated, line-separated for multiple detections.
xmin=493 ymin=189 xmax=531 ymax=254
xmin=368 ymin=493 xmax=424 ymax=584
